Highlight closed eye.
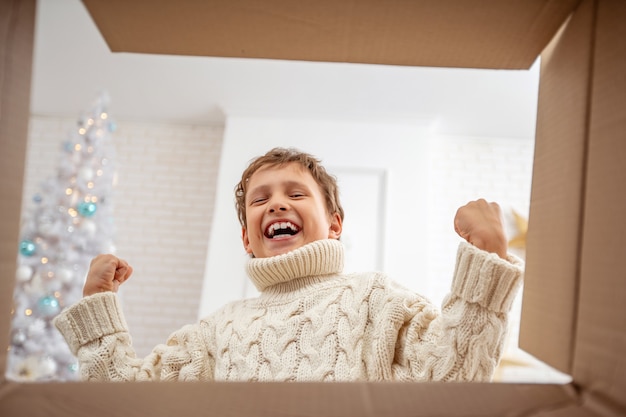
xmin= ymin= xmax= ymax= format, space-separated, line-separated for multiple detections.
xmin=249 ymin=197 xmax=267 ymax=205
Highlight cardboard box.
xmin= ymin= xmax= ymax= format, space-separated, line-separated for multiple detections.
xmin=76 ymin=0 xmax=578 ymax=70
xmin=1 ymin=0 xmax=624 ymax=415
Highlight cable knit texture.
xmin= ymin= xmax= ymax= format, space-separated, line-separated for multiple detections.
xmin=53 ymin=239 xmax=523 ymax=382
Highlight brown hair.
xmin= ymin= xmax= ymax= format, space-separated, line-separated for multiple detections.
xmin=235 ymin=147 xmax=344 ymax=228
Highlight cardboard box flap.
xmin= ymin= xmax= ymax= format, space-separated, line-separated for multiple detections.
xmin=573 ymin=0 xmax=626 ymax=410
xmin=520 ymin=0 xmax=593 ymax=375
xmin=523 ymin=0 xmax=626 ymax=412
xmin=81 ymin=0 xmax=579 ymax=70
xmin=0 ymin=380 xmax=579 ymax=417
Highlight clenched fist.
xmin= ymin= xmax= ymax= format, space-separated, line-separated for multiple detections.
xmin=454 ymin=199 xmax=508 ymax=259
xmin=83 ymin=254 xmax=133 ymax=297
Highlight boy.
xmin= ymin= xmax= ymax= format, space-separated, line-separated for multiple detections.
xmin=54 ymin=147 xmax=523 ymax=382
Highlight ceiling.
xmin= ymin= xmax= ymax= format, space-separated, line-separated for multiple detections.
xmin=30 ymin=0 xmax=541 ymax=138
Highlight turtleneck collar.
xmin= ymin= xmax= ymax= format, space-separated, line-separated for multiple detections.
xmin=246 ymin=239 xmax=345 ymax=292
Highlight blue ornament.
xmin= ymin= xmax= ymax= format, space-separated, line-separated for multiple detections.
xmin=32 ymin=194 xmax=42 ymax=203
xmin=19 ymin=240 xmax=36 ymax=256
xmin=63 ymin=141 xmax=74 ymax=153
xmin=108 ymin=121 xmax=117 ymax=132
xmin=37 ymin=295 xmax=61 ymax=317
xmin=77 ymin=201 xmax=97 ymax=217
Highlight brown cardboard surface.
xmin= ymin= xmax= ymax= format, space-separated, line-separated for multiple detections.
xmin=0 ymin=381 xmax=578 ymax=417
xmin=519 ymin=0 xmax=594 ymax=375
xmin=573 ymin=0 xmax=626 ymax=410
xmin=81 ymin=0 xmax=579 ymax=69
xmin=2 ymin=0 xmax=626 ymax=416
xmin=0 ymin=0 xmax=35 ymax=378
xmin=523 ymin=0 xmax=626 ymax=412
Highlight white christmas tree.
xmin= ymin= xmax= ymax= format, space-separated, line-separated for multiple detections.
xmin=6 ymin=92 xmax=118 ymax=381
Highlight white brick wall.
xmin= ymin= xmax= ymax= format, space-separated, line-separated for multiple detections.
xmin=426 ymin=134 xmax=534 ymax=366
xmin=426 ymin=134 xmax=534 ymax=307
xmin=425 ymin=134 xmax=569 ymax=383
xmin=23 ymin=116 xmax=223 ymax=356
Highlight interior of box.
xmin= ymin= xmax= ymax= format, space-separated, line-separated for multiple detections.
xmin=520 ymin=0 xmax=593 ymax=375
xmin=2 ymin=0 xmax=625 ymax=415
xmin=82 ymin=0 xmax=579 ymax=69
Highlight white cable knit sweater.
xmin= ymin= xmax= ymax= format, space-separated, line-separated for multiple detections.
xmin=53 ymin=239 xmax=523 ymax=382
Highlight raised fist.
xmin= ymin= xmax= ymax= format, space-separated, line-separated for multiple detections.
xmin=454 ymin=199 xmax=507 ymax=259
xmin=83 ymin=254 xmax=133 ymax=297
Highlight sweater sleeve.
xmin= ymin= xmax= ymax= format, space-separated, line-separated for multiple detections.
xmin=52 ymin=292 xmax=216 ymax=382
xmin=391 ymin=242 xmax=523 ymax=382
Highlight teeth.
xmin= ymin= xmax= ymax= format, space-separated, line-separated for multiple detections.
xmin=267 ymin=221 xmax=298 ymax=237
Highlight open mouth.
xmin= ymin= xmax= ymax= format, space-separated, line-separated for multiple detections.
xmin=264 ymin=221 xmax=301 ymax=239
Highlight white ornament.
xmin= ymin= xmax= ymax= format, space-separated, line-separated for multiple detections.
xmin=15 ymin=265 xmax=33 ymax=282
xmin=79 ymin=167 xmax=94 ymax=181
xmin=11 ymin=330 xmax=27 ymax=346
xmin=81 ymin=219 xmax=97 ymax=237
xmin=38 ymin=356 xmax=58 ymax=378
xmin=56 ymin=267 xmax=74 ymax=284
xmin=28 ymin=318 xmax=47 ymax=338
xmin=24 ymin=274 xmax=44 ymax=295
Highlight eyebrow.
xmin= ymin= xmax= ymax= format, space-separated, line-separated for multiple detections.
xmin=247 ymin=181 xmax=311 ymax=199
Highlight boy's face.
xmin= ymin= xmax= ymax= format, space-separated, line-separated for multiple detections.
xmin=242 ymin=162 xmax=342 ymax=258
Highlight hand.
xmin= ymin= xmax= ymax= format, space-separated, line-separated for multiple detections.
xmin=454 ymin=199 xmax=508 ymax=259
xmin=83 ymin=254 xmax=133 ymax=297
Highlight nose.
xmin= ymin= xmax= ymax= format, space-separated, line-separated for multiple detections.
xmin=268 ymin=198 xmax=289 ymax=213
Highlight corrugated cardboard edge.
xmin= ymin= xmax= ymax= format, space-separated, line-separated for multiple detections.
xmin=0 ymin=0 xmax=34 ymax=380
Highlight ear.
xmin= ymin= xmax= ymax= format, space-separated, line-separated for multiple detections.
xmin=327 ymin=212 xmax=343 ymax=240
xmin=241 ymin=227 xmax=254 ymax=254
